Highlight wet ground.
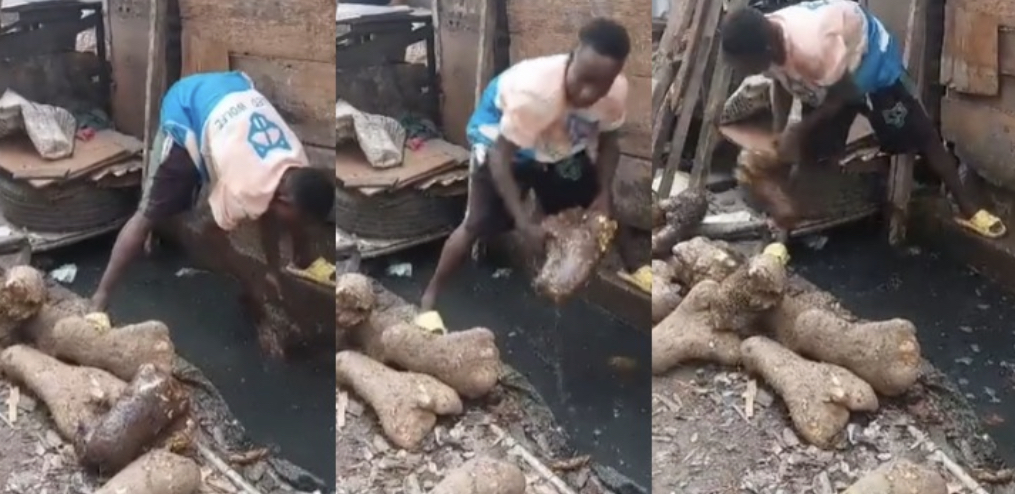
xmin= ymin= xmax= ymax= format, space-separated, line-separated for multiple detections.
xmin=367 ymin=243 xmax=653 ymax=489
xmin=42 ymin=237 xmax=336 ymax=483
xmin=792 ymin=221 xmax=1015 ymax=466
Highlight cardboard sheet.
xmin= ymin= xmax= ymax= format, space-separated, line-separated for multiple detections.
xmin=335 ymin=138 xmax=468 ymax=193
xmin=0 ymin=130 xmax=142 ymax=181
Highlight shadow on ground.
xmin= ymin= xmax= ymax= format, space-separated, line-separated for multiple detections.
xmin=366 ymin=243 xmax=652 ymax=487
xmin=792 ymin=222 xmax=1015 ymax=465
xmin=43 ymin=237 xmax=336 ymax=482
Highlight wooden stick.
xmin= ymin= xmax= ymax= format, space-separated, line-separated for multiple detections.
xmin=140 ymin=0 xmax=167 ymax=186
xmin=196 ymin=441 xmax=266 ymax=494
xmin=652 ymin=0 xmax=705 ymax=167
xmin=490 ymin=423 xmax=578 ymax=494
xmin=907 ymin=425 xmax=988 ymax=494
xmin=474 ymin=0 xmax=496 ymax=106
xmin=887 ymin=0 xmax=928 ymax=245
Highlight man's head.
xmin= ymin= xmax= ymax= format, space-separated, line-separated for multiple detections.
xmin=721 ymin=7 xmax=781 ymax=75
xmin=565 ymin=18 xmax=630 ymax=108
xmin=270 ymin=167 xmax=334 ymax=225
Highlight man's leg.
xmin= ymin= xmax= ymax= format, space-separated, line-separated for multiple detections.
xmin=528 ymin=152 xmax=600 ymax=216
xmin=421 ymin=163 xmax=517 ymax=311
xmin=870 ymin=80 xmax=1005 ymax=237
xmin=91 ymin=143 xmax=201 ymax=311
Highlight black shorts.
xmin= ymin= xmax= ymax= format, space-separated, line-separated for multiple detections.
xmin=464 ymin=151 xmax=599 ymax=238
xmin=799 ymin=78 xmax=937 ymax=162
xmin=139 ymin=143 xmax=202 ymax=222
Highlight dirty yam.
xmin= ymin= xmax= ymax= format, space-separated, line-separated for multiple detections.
xmin=336 ymin=350 xmax=463 ymax=450
xmin=652 ymin=188 xmax=708 ymax=258
xmin=360 ymin=319 xmax=501 ymax=399
xmin=741 ymin=336 xmax=879 ymax=448
xmin=535 ymin=208 xmax=617 ymax=303
xmin=0 ymin=265 xmax=47 ymax=345
xmin=336 ymin=273 xmax=375 ymax=349
xmin=669 ymin=237 xmax=743 ymax=287
xmin=652 ymin=250 xmax=788 ymax=374
xmin=94 ymin=449 xmax=201 ymax=494
xmin=429 ymin=456 xmax=526 ymax=494
xmin=774 ymin=308 xmax=921 ymax=397
xmin=0 ymin=344 xmax=125 ymax=442
xmin=30 ymin=317 xmax=175 ymax=381
xmin=843 ymin=460 xmax=947 ymax=494
xmin=651 ymin=260 xmax=682 ymax=324
xmin=78 ymin=363 xmax=189 ymax=473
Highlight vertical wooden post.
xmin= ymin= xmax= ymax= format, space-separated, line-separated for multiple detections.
xmin=887 ymin=0 xmax=928 ymax=245
xmin=474 ymin=0 xmax=496 ymax=106
xmin=141 ymin=0 xmax=168 ymax=185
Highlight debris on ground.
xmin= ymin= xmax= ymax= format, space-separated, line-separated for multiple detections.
xmin=651 ymin=216 xmax=1013 ymax=492
xmin=337 ymin=275 xmax=617 ymax=493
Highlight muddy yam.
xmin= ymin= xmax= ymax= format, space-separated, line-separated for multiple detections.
xmin=94 ymin=449 xmax=201 ymax=494
xmin=0 ymin=265 xmax=47 ymax=345
xmin=651 ymin=188 xmax=708 ymax=258
xmin=30 ymin=317 xmax=175 ymax=381
xmin=534 ymin=208 xmax=617 ymax=303
xmin=429 ymin=456 xmax=526 ymax=494
xmin=336 ymin=273 xmax=375 ymax=349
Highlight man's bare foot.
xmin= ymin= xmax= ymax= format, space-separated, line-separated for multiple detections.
xmin=420 ymin=288 xmax=436 ymax=312
xmin=90 ymin=291 xmax=109 ymax=312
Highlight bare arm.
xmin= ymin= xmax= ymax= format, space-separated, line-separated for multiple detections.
xmin=795 ymin=76 xmax=861 ymax=137
xmin=771 ymin=83 xmax=793 ymax=134
xmin=487 ymin=136 xmax=531 ymax=226
xmin=258 ymin=214 xmax=282 ymax=274
xmin=595 ymin=131 xmax=621 ymax=198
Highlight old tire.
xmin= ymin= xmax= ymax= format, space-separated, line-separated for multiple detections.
xmin=334 ymin=185 xmax=464 ymax=239
xmin=0 ymin=175 xmax=136 ymax=232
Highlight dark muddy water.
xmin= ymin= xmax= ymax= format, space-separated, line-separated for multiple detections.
xmin=792 ymin=222 xmax=1015 ymax=465
xmin=45 ymin=237 xmax=336 ymax=484
xmin=369 ymin=243 xmax=653 ymax=490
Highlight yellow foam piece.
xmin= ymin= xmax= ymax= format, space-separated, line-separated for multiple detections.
xmin=414 ymin=310 xmax=447 ymax=335
xmin=286 ymin=257 xmax=336 ymax=287
xmin=762 ymin=242 xmax=790 ymax=265
xmin=617 ymin=265 xmax=651 ymax=294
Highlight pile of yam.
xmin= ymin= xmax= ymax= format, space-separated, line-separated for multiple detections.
xmin=652 ymin=230 xmax=930 ymax=474
xmin=0 ymin=265 xmax=201 ymax=494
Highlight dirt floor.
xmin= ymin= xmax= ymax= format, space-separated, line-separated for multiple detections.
xmin=337 ymin=285 xmax=630 ymax=494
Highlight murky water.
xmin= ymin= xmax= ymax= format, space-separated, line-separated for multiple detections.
xmin=45 ymin=238 xmax=336 ymax=482
xmin=792 ymin=222 xmax=1015 ymax=465
xmin=372 ymin=244 xmax=652 ymax=488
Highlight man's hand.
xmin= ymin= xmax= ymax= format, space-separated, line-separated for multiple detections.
xmin=588 ymin=192 xmax=612 ymax=217
xmin=775 ymin=126 xmax=803 ymax=164
xmin=518 ymin=221 xmax=548 ymax=256
xmin=262 ymin=271 xmax=283 ymax=302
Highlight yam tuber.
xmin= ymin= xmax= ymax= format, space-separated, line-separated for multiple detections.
xmin=652 ymin=249 xmax=788 ymax=374
xmin=429 ymin=456 xmax=526 ymax=494
xmin=78 ymin=363 xmax=190 ymax=473
xmin=775 ymin=308 xmax=921 ymax=397
xmin=0 ymin=265 xmax=47 ymax=345
xmin=0 ymin=345 xmax=124 ymax=442
xmin=335 ymin=350 xmax=462 ymax=450
xmin=534 ymin=208 xmax=617 ymax=303
xmin=652 ymin=188 xmax=708 ymax=258
xmin=94 ymin=449 xmax=201 ymax=494
xmin=741 ymin=336 xmax=879 ymax=448
xmin=669 ymin=237 xmax=743 ymax=287
xmin=336 ymin=273 xmax=375 ymax=350
xmin=29 ymin=317 xmax=175 ymax=381
xmin=358 ymin=317 xmax=501 ymax=399
xmin=651 ymin=260 xmax=682 ymax=324
xmin=843 ymin=460 xmax=947 ymax=494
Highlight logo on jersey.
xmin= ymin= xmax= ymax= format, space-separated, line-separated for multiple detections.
xmin=246 ymin=112 xmax=291 ymax=159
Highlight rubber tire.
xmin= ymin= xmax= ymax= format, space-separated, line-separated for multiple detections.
xmin=334 ymin=185 xmax=465 ymax=239
xmin=0 ymin=175 xmax=136 ymax=232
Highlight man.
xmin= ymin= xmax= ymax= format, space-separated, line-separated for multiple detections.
xmin=90 ymin=71 xmax=334 ymax=317
xmin=417 ymin=18 xmax=630 ymax=329
xmin=720 ymin=0 xmax=1006 ymax=238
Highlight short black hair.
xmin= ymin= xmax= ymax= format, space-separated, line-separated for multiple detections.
xmin=578 ymin=18 xmax=630 ymax=61
xmin=721 ymin=7 xmax=772 ymax=58
xmin=283 ymin=167 xmax=334 ymax=222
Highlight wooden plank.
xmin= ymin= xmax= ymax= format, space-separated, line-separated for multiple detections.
xmin=230 ymin=55 xmax=335 ymax=148
xmin=178 ymin=0 xmax=334 ymax=64
xmin=141 ymin=0 xmax=167 ymax=185
xmin=652 ymin=0 xmax=705 ymax=166
xmin=474 ymin=0 xmax=495 ymax=105
xmin=436 ymin=0 xmax=481 ymax=147
xmin=621 ymin=76 xmax=652 ymax=160
xmin=941 ymin=94 xmax=1015 ymax=192
xmin=941 ymin=2 xmax=999 ymax=95
xmin=180 ymin=28 xmax=229 ymax=75
xmin=888 ymin=0 xmax=927 ymax=245
xmin=109 ymin=0 xmax=151 ymax=138
xmin=0 ymin=131 xmax=135 ymax=180
xmin=658 ymin=0 xmax=721 ymax=197
xmin=334 ymin=140 xmax=467 ymax=188
xmin=689 ymin=0 xmax=746 ymax=189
